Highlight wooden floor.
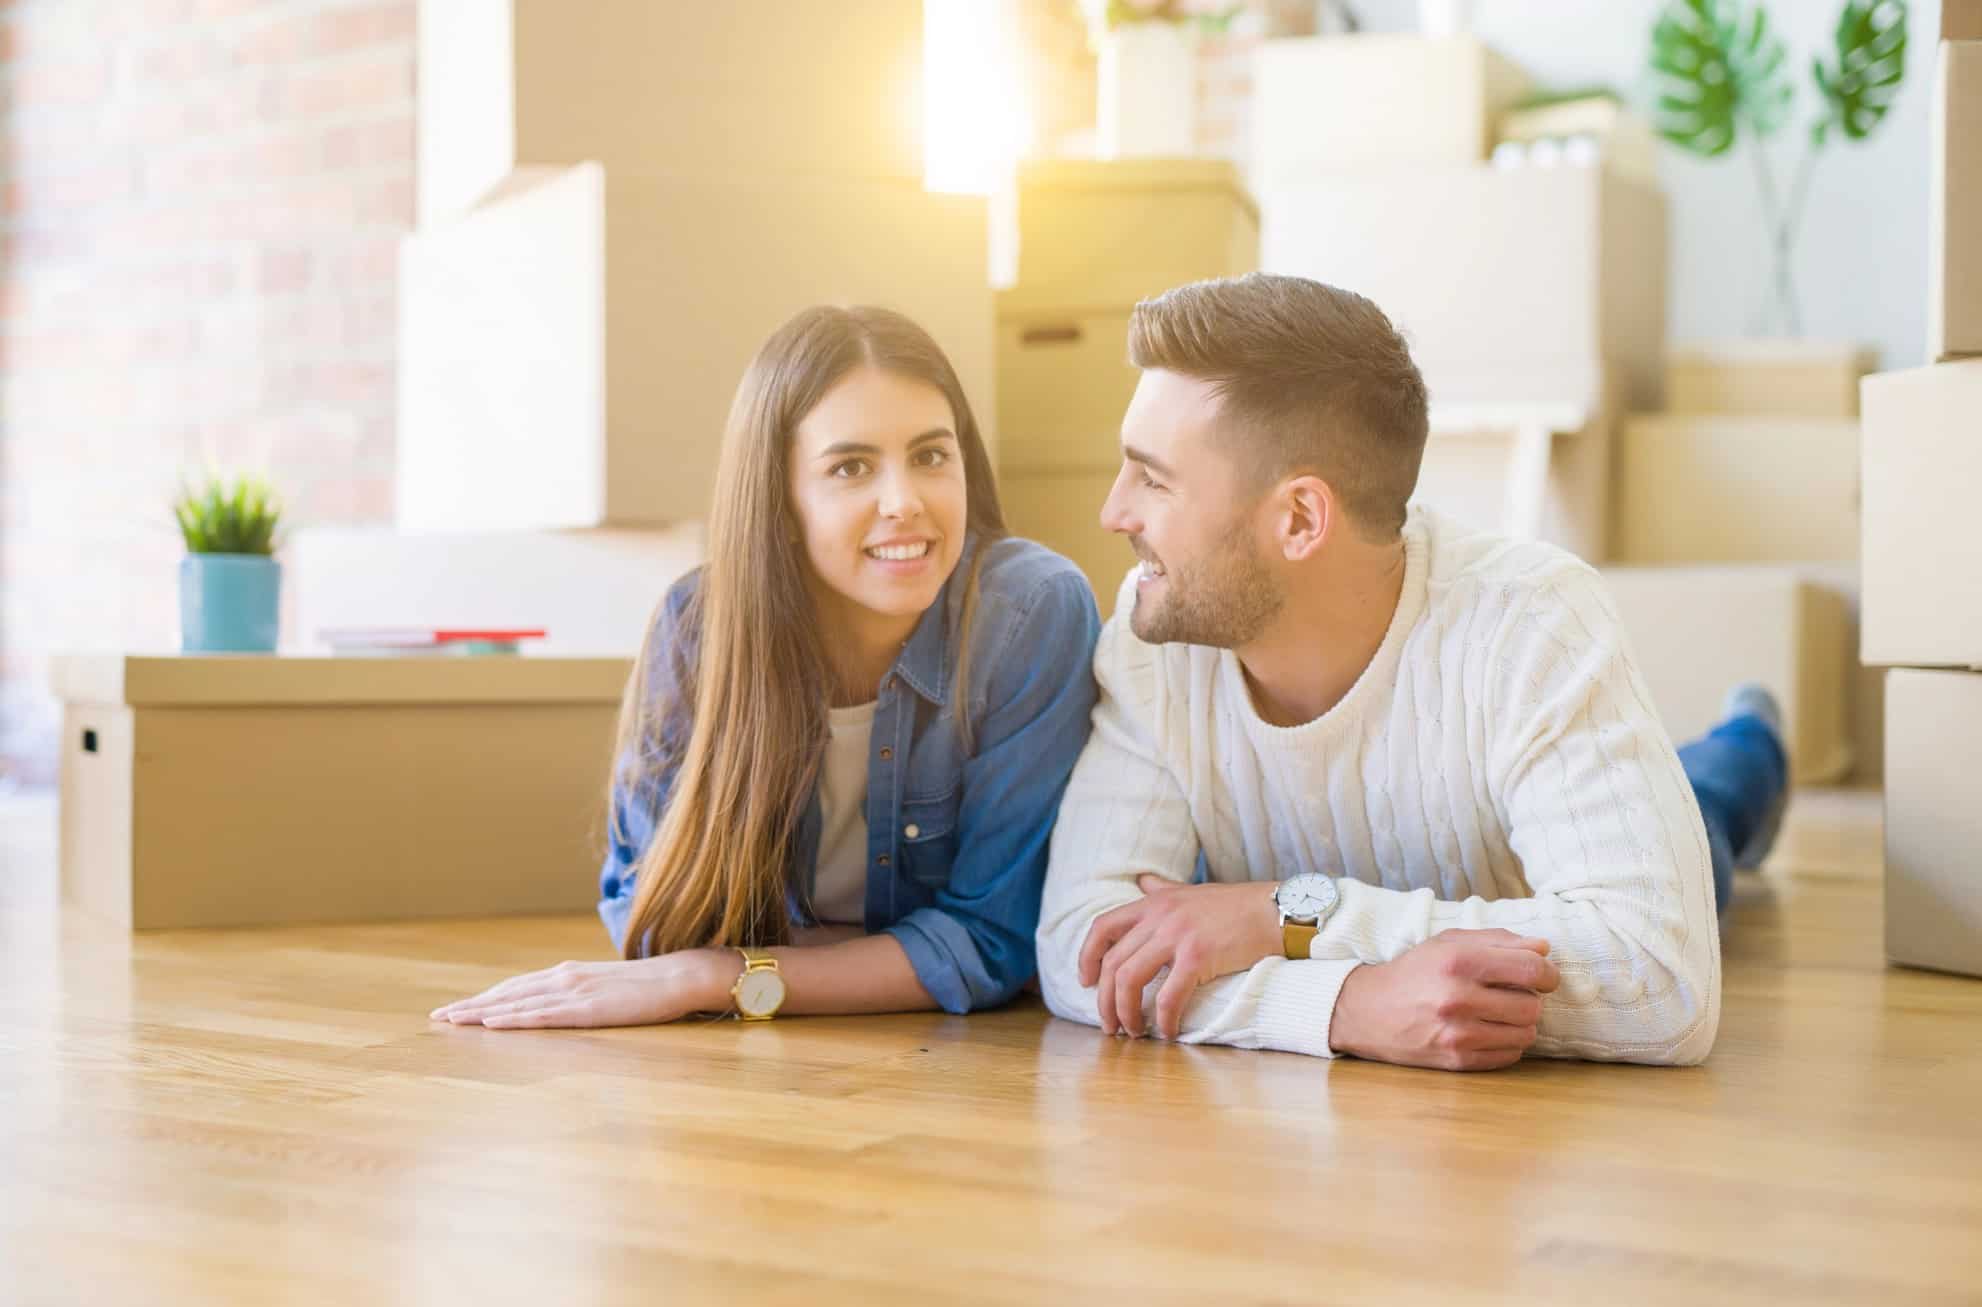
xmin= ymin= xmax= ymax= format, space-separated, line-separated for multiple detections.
xmin=3 ymin=790 xmax=1979 ymax=1306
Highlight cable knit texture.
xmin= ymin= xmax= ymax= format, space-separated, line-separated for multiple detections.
xmin=1036 ymin=507 xmax=1721 ymax=1066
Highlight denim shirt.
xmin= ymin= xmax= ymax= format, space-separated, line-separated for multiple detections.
xmin=598 ymin=535 xmax=1101 ymax=1013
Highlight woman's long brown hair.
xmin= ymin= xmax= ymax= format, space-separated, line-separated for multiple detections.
xmin=612 ymin=306 xmax=1007 ymax=959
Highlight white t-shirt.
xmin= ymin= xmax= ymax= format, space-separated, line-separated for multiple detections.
xmin=809 ymin=700 xmax=876 ymax=926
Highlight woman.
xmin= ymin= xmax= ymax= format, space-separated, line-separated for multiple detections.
xmin=431 ymin=306 xmax=1101 ymax=1028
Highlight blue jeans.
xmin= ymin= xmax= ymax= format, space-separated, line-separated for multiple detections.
xmin=1680 ymin=714 xmax=1790 ymax=915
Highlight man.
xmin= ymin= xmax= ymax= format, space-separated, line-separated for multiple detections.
xmin=1035 ymin=273 xmax=1787 ymax=1071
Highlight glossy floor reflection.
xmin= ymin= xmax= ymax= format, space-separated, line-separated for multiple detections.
xmin=2 ymin=788 xmax=1978 ymax=1305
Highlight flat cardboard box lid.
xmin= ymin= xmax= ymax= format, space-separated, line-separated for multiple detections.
xmin=50 ymin=654 xmax=633 ymax=707
xmin=1016 ymin=158 xmax=1259 ymax=219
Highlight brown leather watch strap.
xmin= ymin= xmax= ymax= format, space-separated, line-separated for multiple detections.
xmin=1283 ymin=921 xmax=1319 ymax=960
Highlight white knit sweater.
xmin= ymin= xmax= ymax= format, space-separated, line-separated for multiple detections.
xmin=1036 ymin=508 xmax=1721 ymax=1065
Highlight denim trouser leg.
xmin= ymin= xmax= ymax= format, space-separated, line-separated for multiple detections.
xmin=1679 ymin=715 xmax=1790 ymax=914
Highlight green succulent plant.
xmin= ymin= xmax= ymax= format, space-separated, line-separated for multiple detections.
xmin=1647 ymin=0 xmax=1909 ymax=335
xmin=172 ymin=475 xmax=283 ymax=556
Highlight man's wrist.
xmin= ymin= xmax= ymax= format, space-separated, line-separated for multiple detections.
xmin=1327 ymin=960 xmax=1375 ymax=1056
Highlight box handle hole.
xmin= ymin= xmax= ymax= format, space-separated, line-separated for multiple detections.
xmin=1020 ymin=324 xmax=1082 ymax=347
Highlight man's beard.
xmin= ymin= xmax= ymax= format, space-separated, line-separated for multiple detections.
xmin=1130 ymin=516 xmax=1282 ymax=648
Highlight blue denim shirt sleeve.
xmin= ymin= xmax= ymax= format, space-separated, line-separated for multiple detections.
xmin=883 ymin=568 xmax=1101 ymax=1011
xmin=598 ymin=572 xmax=702 ymax=955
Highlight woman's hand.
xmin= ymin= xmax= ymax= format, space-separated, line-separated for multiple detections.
xmin=428 ymin=948 xmax=741 ymax=1030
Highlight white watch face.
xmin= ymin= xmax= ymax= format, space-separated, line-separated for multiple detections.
xmin=735 ymin=968 xmax=786 ymax=1018
xmin=1277 ymin=873 xmax=1338 ymax=924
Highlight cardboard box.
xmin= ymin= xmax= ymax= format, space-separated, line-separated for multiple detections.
xmin=1930 ymin=42 xmax=1982 ymax=360
xmin=1667 ymin=339 xmax=1877 ymax=418
xmin=416 ymin=0 xmax=924 ymax=225
xmin=1945 ymin=2 xmax=1982 ymax=42
xmin=289 ymin=523 xmax=703 ymax=655
xmin=1260 ymin=164 xmax=1667 ymax=412
xmin=1497 ymin=96 xmax=1659 ymax=187
xmin=995 ymin=310 xmax=1139 ymax=474
xmin=1613 ymin=415 xmax=1860 ymax=564
xmin=1413 ymin=400 xmax=1613 ymax=562
xmin=1599 ymin=567 xmax=1853 ymax=783
xmin=398 ymin=164 xmax=993 ymax=530
xmin=999 ymin=159 xmax=1259 ymax=317
xmin=999 ymin=470 xmax=1134 ymax=615
xmin=1860 ymin=360 xmax=1982 ymax=668
xmin=53 ymin=655 xmax=632 ymax=929
xmin=1883 ymin=668 xmax=1982 ymax=978
xmin=1253 ymin=35 xmax=1530 ymax=182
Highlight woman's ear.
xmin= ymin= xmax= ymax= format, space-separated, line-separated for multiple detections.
xmin=1279 ymin=475 xmax=1334 ymax=562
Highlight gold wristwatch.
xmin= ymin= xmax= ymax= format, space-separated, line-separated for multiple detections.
xmin=730 ymin=947 xmax=787 ymax=1020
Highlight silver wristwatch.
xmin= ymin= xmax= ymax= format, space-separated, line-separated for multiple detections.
xmin=1274 ymin=872 xmax=1340 ymax=959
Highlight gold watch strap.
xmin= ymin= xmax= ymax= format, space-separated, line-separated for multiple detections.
xmin=1283 ymin=921 xmax=1319 ymax=960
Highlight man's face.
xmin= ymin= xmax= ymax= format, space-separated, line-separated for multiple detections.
xmin=1100 ymin=369 xmax=1283 ymax=648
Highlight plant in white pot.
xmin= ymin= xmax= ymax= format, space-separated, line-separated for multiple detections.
xmin=172 ymin=475 xmax=284 ymax=654
xmin=1080 ymin=0 xmax=1244 ymax=159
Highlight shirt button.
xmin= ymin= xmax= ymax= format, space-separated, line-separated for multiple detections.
xmin=878 ymin=747 xmax=893 ymax=761
xmin=904 ymin=824 xmax=920 ymax=839
xmin=877 ymin=855 xmax=890 ymax=867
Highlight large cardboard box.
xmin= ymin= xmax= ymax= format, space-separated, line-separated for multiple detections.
xmin=290 ymin=523 xmax=703 ymax=655
xmin=1860 ymin=360 xmax=1982 ymax=668
xmin=1613 ymin=415 xmax=1860 ymax=564
xmin=53 ymin=655 xmax=632 ymax=929
xmin=1883 ymin=668 xmax=1982 ymax=978
xmin=1600 ymin=567 xmax=1853 ymax=783
xmin=1931 ymin=42 xmax=1982 ymax=360
xmin=1667 ymin=340 xmax=1877 ymax=418
xmin=1252 ymin=35 xmax=1529 ymax=182
xmin=1000 ymin=470 xmax=1134 ymax=615
xmin=999 ymin=159 xmax=1259 ymax=317
xmin=416 ymin=0 xmax=924 ymax=225
xmin=995 ymin=310 xmax=1140 ymax=474
xmin=398 ymin=164 xmax=993 ymax=530
xmin=1260 ymin=164 xmax=1667 ymax=412
xmin=1413 ymin=399 xmax=1614 ymax=562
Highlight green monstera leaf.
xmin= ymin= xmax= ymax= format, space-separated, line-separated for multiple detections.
xmin=1812 ymin=0 xmax=1908 ymax=145
xmin=1650 ymin=0 xmax=1792 ymax=157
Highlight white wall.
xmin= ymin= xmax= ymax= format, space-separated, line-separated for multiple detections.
xmin=1320 ymin=0 xmax=1938 ymax=369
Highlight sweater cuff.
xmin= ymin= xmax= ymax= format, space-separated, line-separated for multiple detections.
xmin=1246 ymin=957 xmax=1364 ymax=1059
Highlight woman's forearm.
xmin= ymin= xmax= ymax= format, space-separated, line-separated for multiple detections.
xmin=697 ymin=933 xmax=937 ymax=1016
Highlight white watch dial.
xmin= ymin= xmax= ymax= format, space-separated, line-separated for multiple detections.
xmin=735 ymin=968 xmax=785 ymax=1017
xmin=1277 ymin=873 xmax=1338 ymax=924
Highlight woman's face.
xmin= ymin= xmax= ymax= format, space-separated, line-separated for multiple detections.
xmin=787 ymin=365 xmax=969 ymax=636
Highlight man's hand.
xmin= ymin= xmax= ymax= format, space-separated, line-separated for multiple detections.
xmin=1079 ymin=873 xmax=1281 ymax=1039
xmin=1327 ymin=929 xmax=1560 ymax=1071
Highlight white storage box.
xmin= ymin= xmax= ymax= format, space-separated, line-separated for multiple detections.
xmin=1260 ymin=164 xmax=1667 ymax=412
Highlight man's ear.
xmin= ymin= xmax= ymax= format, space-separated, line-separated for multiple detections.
xmin=1277 ymin=474 xmax=1335 ymax=562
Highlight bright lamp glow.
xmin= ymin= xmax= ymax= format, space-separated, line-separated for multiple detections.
xmin=924 ymin=0 xmax=1034 ymax=196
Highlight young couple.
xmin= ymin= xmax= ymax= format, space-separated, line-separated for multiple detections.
xmin=433 ymin=274 xmax=1788 ymax=1072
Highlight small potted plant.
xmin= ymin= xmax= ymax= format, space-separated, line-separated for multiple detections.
xmin=1078 ymin=0 xmax=1245 ymax=159
xmin=172 ymin=474 xmax=284 ymax=653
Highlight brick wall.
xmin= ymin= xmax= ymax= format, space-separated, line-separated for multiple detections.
xmin=1 ymin=0 xmax=414 ymax=786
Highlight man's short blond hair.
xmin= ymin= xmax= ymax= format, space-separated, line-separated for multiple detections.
xmin=1128 ymin=273 xmax=1430 ymax=539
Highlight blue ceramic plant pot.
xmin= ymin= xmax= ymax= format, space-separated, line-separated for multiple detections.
xmin=179 ymin=554 xmax=280 ymax=653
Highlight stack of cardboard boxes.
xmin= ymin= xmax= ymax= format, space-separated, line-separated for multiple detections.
xmin=1601 ymin=338 xmax=1869 ymax=788
xmin=1255 ymin=33 xmax=1669 ymax=564
xmin=296 ymin=0 xmax=996 ymax=652
xmin=1860 ymin=11 xmax=1982 ymax=978
xmin=994 ymin=160 xmax=1260 ymax=606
